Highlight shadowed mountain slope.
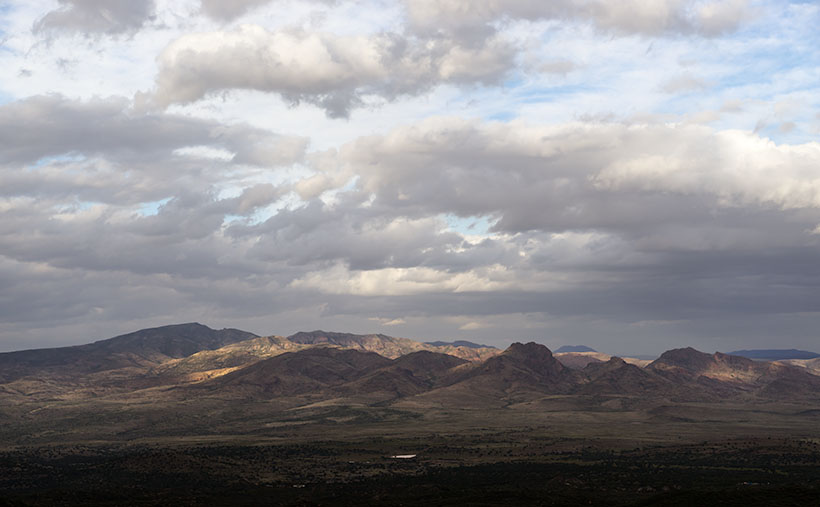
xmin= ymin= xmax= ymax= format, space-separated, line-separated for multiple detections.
xmin=338 ymin=351 xmax=469 ymax=399
xmin=577 ymin=357 xmax=673 ymax=395
xmin=647 ymin=347 xmax=820 ymax=398
xmin=419 ymin=343 xmax=582 ymax=403
xmin=201 ymin=347 xmax=392 ymax=397
xmin=0 ymin=323 xmax=257 ymax=383
xmin=555 ymin=351 xmax=652 ymax=370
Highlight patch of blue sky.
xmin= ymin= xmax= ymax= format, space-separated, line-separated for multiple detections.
xmin=654 ymin=39 xmax=818 ymax=124
xmin=502 ymin=76 xmax=526 ymax=89
xmin=442 ymin=213 xmax=498 ymax=239
xmin=468 ymin=82 xmax=595 ymax=124
xmin=516 ymin=87 xmax=589 ymax=105
xmin=53 ymin=200 xmax=101 ymax=214
xmin=74 ymin=201 xmax=98 ymax=212
xmin=217 ymin=186 xmax=243 ymax=200
xmin=487 ymin=111 xmax=518 ymax=122
xmin=221 ymin=214 xmax=245 ymax=226
xmin=137 ymin=198 xmax=172 ymax=217
xmin=223 ymin=192 xmax=305 ymax=227
xmin=0 ymin=4 xmax=9 ymax=39
xmin=27 ymin=154 xmax=87 ymax=171
xmin=0 ymin=90 xmax=13 ymax=106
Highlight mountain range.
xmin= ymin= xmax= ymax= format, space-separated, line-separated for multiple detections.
xmin=2 ymin=323 xmax=819 ymax=410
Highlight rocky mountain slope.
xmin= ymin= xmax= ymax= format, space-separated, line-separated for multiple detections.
xmin=2 ymin=324 xmax=819 ymax=409
xmin=287 ymin=331 xmax=499 ymax=361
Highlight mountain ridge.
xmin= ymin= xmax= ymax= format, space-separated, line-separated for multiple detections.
xmin=2 ymin=324 xmax=820 ymax=408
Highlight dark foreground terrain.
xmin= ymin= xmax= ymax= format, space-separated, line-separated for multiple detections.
xmin=2 ymin=431 xmax=820 ymax=506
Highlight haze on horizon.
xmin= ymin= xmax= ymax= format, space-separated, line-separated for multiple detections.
xmin=1 ymin=0 xmax=819 ymax=355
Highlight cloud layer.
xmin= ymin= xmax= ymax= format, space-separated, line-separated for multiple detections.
xmin=1 ymin=0 xmax=819 ymax=354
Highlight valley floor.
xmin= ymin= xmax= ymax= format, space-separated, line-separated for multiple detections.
xmin=2 ymin=400 xmax=820 ymax=506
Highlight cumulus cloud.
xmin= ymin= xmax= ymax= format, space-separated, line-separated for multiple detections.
xmin=34 ymin=0 xmax=156 ymax=35
xmin=140 ymin=25 xmax=515 ymax=117
xmin=326 ymin=118 xmax=820 ymax=234
xmin=136 ymin=0 xmax=750 ymax=117
xmin=0 ymin=95 xmax=307 ymax=293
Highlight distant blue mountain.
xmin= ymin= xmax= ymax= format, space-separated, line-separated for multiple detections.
xmin=727 ymin=349 xmax=820 ymax=360
xmin=555 ymin=345 xmax=597 ymax=353
xmin=425 ymin=340 xmax=496 ymax=349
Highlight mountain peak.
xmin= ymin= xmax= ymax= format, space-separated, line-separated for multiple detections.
xmin=651 ymin=347 xmax=713 ymax=371
xmin=503 ymin=342 xmax=555 ymax=359
xmin=497 ymin=342 xmax=566 ymax=378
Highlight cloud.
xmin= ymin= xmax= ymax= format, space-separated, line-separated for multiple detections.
xmin=290 ymin=263 xmax=514 ymax=296
xmin=34 ymin=0 xmax=156 ymax=35
xmin=0 ymin=95 xmax=306 ymax=169
xmin=198 ymin=0 xmax=273 ymax=21
xmin=326 ymin=118 xmax=820 ymax=234
xmin=4 ymin=111 xmax=820 ymax=351
xmin=0 ymin=95 xmax=307 ymax=290
xmin=197 ymin=0 xmax=337 ymax=21
xmin=403 ymin=0 xmax=751 ymax=40
xmin=133 ymin=1 xmax=753 ymax=118
xmin=538 ymin=59 xmax=578 ymax=76
xmin=140 ymin=25 xmax=515 ymax=117
xmin=3 ymin=0 xmax=819 ymax=354
xmin=459 ymin=321 xmax=490 ymax=330
xmin=660 ymin=74 xmax=709 ymax=93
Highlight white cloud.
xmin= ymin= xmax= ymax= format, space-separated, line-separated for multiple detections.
xmin=593 ymin=128 xmax=820 ymax=210
xmin=141 ymin=24 xmax=515 ymax=117
xmin=290 ymin=263 xmax=515 ymax=296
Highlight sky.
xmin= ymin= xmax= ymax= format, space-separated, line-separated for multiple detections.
xmin=1 ymin=0 xmax=819 ymax=355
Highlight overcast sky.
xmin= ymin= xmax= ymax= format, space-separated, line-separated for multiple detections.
xmin=1 ymin=0 xmax=819 ymax=355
